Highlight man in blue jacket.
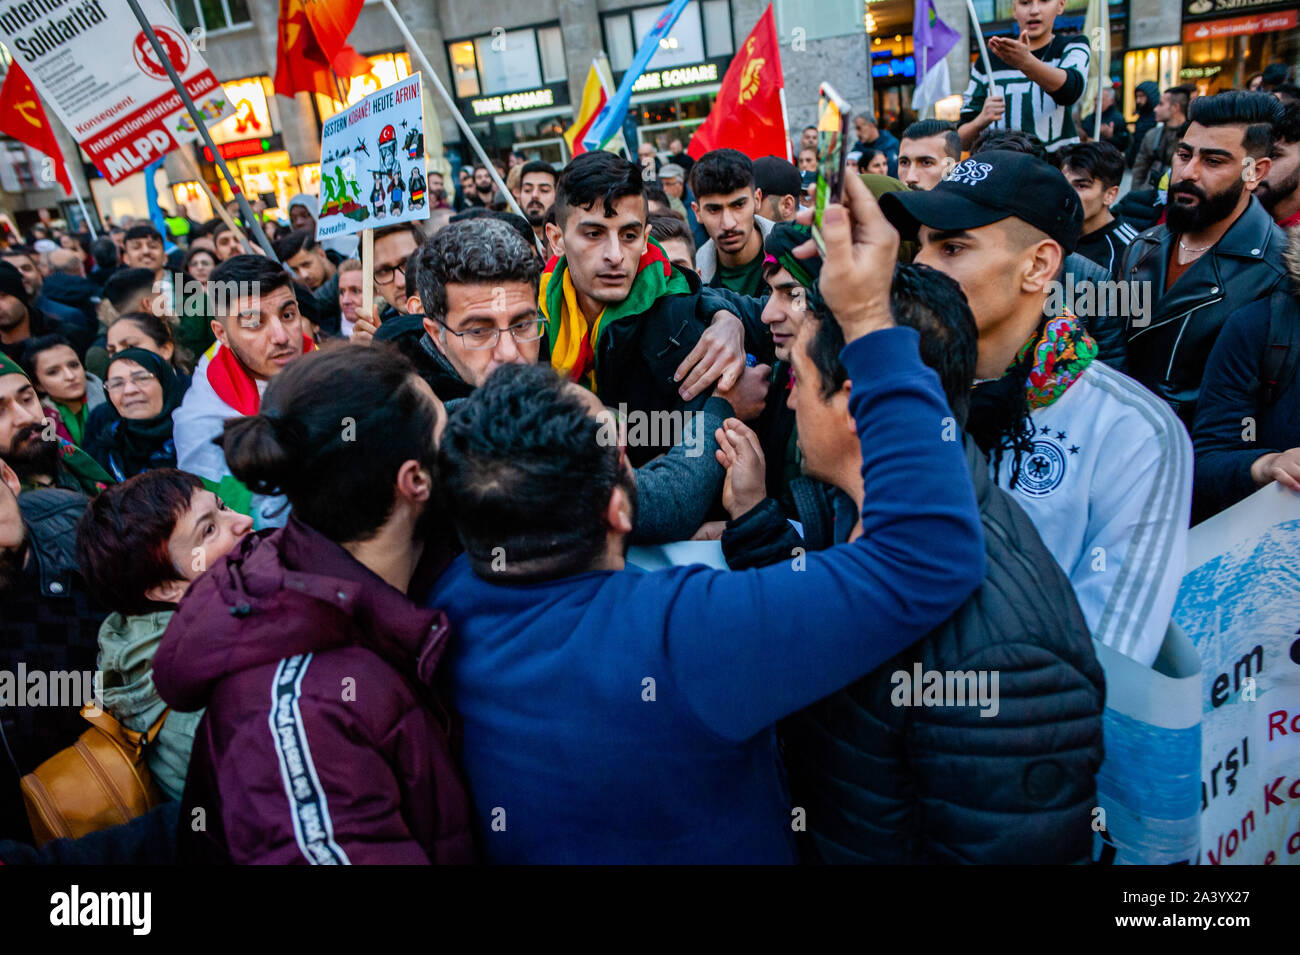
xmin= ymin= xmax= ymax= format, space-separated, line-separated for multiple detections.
xmin=427 ymin=174 xmax=986 ymax=863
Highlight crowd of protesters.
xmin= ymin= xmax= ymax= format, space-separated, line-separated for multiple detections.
xmin=1 ymin=0 xmax=1299 ymax=864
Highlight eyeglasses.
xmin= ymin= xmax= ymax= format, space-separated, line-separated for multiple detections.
xmin=441 ymin=318 xmax=545 ymax=350
xmin=104 ymin=370 xmax=156 ymax=394
xmin=374 ymin=262 xmax=406 ymax=286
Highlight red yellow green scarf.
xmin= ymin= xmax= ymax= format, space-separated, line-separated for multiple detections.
xmin=539 ymin=239 xmax=689 ymax=392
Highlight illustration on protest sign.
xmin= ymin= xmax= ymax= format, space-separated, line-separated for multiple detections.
xmin=1174 ymin=484 xmax=1300 ymax=865
xmin=0 ymin=0 xmax=232 ymax=184
xmin=317 ymin=72 xmax=428 ymax=240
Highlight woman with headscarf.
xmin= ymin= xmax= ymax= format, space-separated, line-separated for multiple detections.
xmin=84 ymin=347 xmax=188 ymax=481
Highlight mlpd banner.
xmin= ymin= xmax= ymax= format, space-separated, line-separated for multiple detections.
xmin=316 ymin=71 xmax=429 ymax=240
xmin=0 ymin=0 xmax=232 ymax=184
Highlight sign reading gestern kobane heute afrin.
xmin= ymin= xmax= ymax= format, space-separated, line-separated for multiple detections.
xmin=316 ymin=71 xmax=428 ymax=240
xmin=0 ymin=0 xmax=232 ymax=185
xmin=1173 ymin=483 xmax=1300 ymax=864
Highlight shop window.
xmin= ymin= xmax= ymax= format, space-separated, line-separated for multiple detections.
xmin=773 ymin=0 xmax=862 ymax=41
xmin=475 ymin=29 xmax=543 ymax=95
xmin=539 ymin=27 xmax=567 ymax=84
xmin=703 ymin=0 xmax=733 ymax=57
xmin=634 ymin=2 xmax=705 ymax=67
xmin=605 ymin=14 xmax=636 ymax=73
xmin=450 ymin=42 xmax=480 ymax=98
xmin=170 ymin=0 xmax=251 ymax=33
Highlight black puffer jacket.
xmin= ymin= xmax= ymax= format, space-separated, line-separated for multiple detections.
xmin=721 ymin=436 xmax=1105 ymax=863
xmin=0 ymin=489 xmax=103 ymax=841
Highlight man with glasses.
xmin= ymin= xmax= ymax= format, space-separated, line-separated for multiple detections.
xmin=405 ymin=217 xmax=736 ymax=542
xmin=349 ymin=222 xmax=428 ymax=345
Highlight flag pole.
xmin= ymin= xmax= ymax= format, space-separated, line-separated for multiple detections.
xmin=377 ymin=0 xmax=538 ymax=251
xmin=1093 ymin=8 xmax=1108 ymax=141
xmin=123 ymin=0 xmax=277 ymax=260
xmin=779 ymin=88 xmax=792 ymax=163
xmin=963 ymin=0 xmax=1000 ymax=101
xmin=63 ymin=162 xmax=96 ymax=239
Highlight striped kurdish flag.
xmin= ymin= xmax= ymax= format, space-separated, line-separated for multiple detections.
xmin=565 ymin=55 xmax=625 ymax=157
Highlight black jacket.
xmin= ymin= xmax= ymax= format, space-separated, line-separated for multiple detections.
xmin=0 ymin=489 xmax=103 ymax=841
xmin=580 ymin=266 xmax=718 ymax=466
xmin=1065 ymin=251 xmax=1129 ymax=371
xmin=40 ymin=273 xmax=100 ymax=330
xmin=1122 ymin=197 xmax=1289 ymax=428
xmin=1192 ymin=288 xmax=1300 ymax=522
xmin=1127 ymin=81 xmax=1160 ymax=168
xmin=721 ymin=437 xmax=1105 ymax=863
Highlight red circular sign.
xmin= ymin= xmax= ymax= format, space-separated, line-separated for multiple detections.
xmin=132 ymin=25 xmax=191 ymax=80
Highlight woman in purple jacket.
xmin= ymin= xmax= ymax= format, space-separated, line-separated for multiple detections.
xmin=152 ymin=345 xmax=474 ymax=865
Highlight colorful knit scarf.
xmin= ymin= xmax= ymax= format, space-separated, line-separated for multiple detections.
xmin=540 ymin=239 xmax=689 ymax=392
xmin=968 ymin=311 xmax=1096 ymax=489
xmin=1019 ymin=312 xmax=1098 ymax=410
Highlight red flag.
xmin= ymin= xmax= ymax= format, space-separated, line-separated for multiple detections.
xmin=274 ymin=0 xmax=370 ymax=99
xmin=687 ymin=5 xmax=787 ymax=161
xmin=0 ymin=64 xmax=72 ymax=196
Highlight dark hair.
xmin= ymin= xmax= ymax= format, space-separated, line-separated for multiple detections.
xmin=555 ymin=150 xmax=644 ymax=223
xmin=183 ymin=245 xmax=217 ymax=275
xmin=190 ymin=218 xmax=221 ymax=238
xmin=902 ymin=119 xmax=962 ymax=160
xmin=1276 ymin=83 xmax=1300 ymax=105
xmin=207 ymin=254 xmax=293 ymax=320
xmin=75 ymin=469 xmax=204 ymax=615
xmin=124 ymin=224 xmax=164 ymax=246
xmin=644 ymin=179 xmax=671 ymax=209
xmin=1164 ymin=84 xmax=1195 ymax=119
xmin=1189 ymin=90 xmax=1285 ymax=158
xmin=972 ymin=128 xmax=1048 ymax=161
xmin=855 ymin=147 xmax=883 ymax=166
xmin=439 ymin=362 xmax=627 ymax=580
xmin=221 ymin=344 xmax=440 ymax=544
xmin=803 ymin=264 xmax=977 ymax=427
xmin=803 ymin=303 xmax=848 ymax=402
xmin=1056 ymin=140 xmax=1127 ymax=190
xmin=90 ymin=237 xmax=119 ymax=270
xmin=404 ymin=245 xmax=422 ymax=301
xmin=688 ymin=148 xmax=754 ymax=199
xmin=110 ymin=310 xmax=177 ymax=355
xmin=102 ymin=267 xmax=158 ymax=313
xmin=519 ymin=160 xmax=557 ymax=185
xmin=648 ymin=212 xmax=695 ymax=257
xmin=273 ymin=228 xmax=318 ymax=263
xmin=418 ymin=218 xmax=540 ymax=327
xmin=888 ymin=264 xmax=978 ymax=428
xmin=1275 ymin=101 xmax=1300 ymax=146
xmin=20 ymin=333 xmax=78 ymax=384
xmin=373 ymin=220 xmax=426 ymax=247
xmin=1 ymin=244 xmax=37 ymax=264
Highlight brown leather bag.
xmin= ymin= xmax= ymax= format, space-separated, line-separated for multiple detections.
xmin=20 ymin=703 xmax=169 ymax=846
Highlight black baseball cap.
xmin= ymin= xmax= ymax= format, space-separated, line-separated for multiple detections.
xmin=753 ymin=156 xmax=802 ymax=200
xmin=879 ymin=150 xmax=1083 ymax=253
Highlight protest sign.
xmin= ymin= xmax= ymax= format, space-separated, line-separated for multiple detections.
xmin=1092 ymin=625 xmax=1202 ymax=865
xmin=316 ymin=71 xmax=429 ymax=241
xmin=1174 ymin=484 xmax=1300 ymax=865
xmin=0 ymin=0 xmax=232 ymax=184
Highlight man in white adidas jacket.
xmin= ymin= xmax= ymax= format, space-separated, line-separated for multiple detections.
xmin=882 ymin=150 xmax=1191 ymax=666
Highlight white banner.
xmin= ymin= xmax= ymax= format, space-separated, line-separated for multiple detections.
xmin=316 ymin=72 xmax=429 ymax=240
xmin=0 ymin=0 xmax=232 ymax=184
xmin=1175 ymin=483 xmax=1300 ymax=864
